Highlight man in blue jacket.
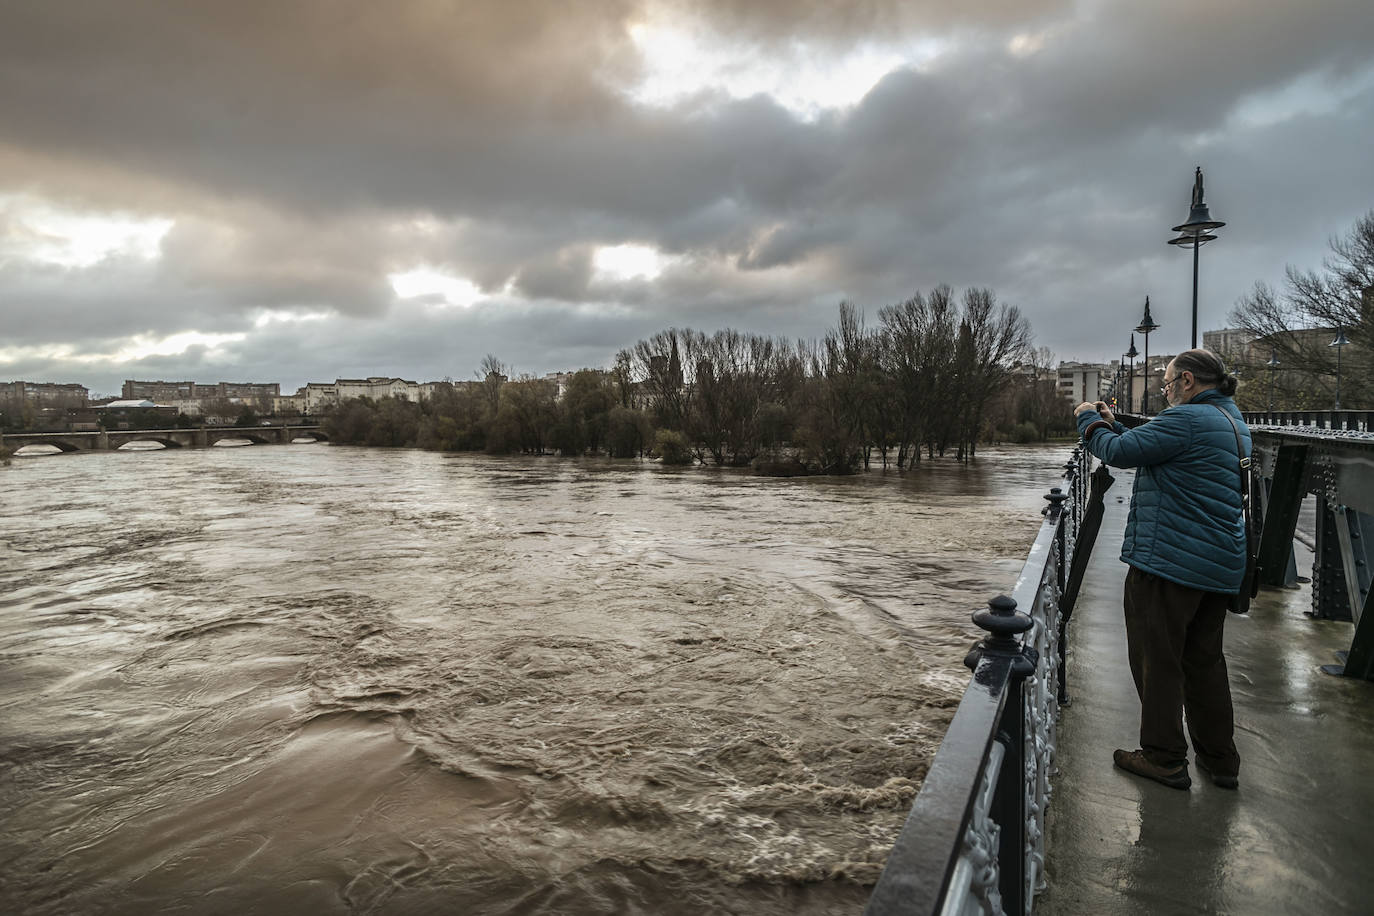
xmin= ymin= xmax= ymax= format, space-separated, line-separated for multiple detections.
xmin=1074 ymin=348 xmax=1248 ymax=791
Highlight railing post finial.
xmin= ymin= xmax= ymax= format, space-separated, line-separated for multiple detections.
xmin=1043 ymin=486 xmax=1068 ymax=518
xmin=965 ymin=595 xmax=1038 ymax=675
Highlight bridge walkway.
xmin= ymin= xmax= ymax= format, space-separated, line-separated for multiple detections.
xmin=1039 ymin=470 xmax=1374 ymax=915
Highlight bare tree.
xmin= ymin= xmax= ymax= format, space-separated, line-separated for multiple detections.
xmin=879 ymin=286 xmax=959 ymax=463
xmin=955 ymin=287 xmax=1032 ymax=458
xmin=479 ymin=354 xmax=506 ymax=419
xmin=630 ymin=329 xmax=691 ymax=431
xmin=1229 ymin=211 xmax=1373 ymax=409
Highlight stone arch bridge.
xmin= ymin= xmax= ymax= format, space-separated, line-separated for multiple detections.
xmin=2 ymin=426 xmax=328 ymax=452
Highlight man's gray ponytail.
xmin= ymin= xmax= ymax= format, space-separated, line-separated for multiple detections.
xmin=1175 ymin=348 xmax=1237 ymax=396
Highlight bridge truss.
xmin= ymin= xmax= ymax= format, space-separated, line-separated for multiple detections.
xmin=1246 ymin=419 xmax=1374 ymax=679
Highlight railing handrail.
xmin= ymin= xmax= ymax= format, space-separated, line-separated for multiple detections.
xmin=863 ymin=655 xmax=1015 ymax=913
xmin=866 ymin=445 xmax=1106 ymax=916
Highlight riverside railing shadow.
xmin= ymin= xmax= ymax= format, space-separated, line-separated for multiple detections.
xmin=865 ymin=445 xmax=1113 ymax=916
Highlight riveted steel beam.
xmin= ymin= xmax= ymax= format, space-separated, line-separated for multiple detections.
xmin=1254 ymin=442 xmax=1308 ymax=588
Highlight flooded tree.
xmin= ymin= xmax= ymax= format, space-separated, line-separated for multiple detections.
xmin=321 ymin=285 xmax=1040 ymax=467
xmin=951 ymin=288 xmax=1033 ymax=458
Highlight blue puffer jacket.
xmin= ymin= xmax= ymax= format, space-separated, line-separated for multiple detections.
xmin=1076 ymin=389 xmax=1250 ymax=593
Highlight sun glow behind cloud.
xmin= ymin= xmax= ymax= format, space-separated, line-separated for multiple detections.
xmin=0 ymin=194 xmax=173 ymax=268
xmin=389 ymin=267 xmax=485 ymax=307
xmin=623 ymin=16 xmax=946 ymax=118
xmin=593 ymin=243 xmax=674 ymax=282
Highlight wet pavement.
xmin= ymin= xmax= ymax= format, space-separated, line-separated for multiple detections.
xmin=1040 ymin=469 xmax=1374 ymax=916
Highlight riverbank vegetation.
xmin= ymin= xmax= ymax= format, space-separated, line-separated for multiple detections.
xmin=324 ymin=287 xmax=1076 ymax=472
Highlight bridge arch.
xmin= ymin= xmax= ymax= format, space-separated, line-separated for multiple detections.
xmin=207 ymin=430 xmax=273 ymax=446
xmin=14 ymin=440 xmax=81 ymax=454
xmin=113 ymin=437 xmax=183 ymax=449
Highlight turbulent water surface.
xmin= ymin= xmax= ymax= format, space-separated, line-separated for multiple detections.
xmin=0 ymin=443 xmax=1066 ymax=914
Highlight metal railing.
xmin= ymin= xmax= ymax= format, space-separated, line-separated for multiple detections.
xmin=1243 ymin=410 xmax=1373 ymax=432
xmin=865 ymin=445 xmax=1112 ymax=916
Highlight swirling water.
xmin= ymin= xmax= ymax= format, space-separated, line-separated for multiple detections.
xmin=0 ymin=443 xmax=1066 ymax=914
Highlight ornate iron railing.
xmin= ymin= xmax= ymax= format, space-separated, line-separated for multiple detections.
xmin=865 ymin=445 xmax=1112 ymax=916
xmin=1242 ymin=410 xmax=1373 ymax=432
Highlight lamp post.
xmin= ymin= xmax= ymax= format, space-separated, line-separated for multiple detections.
xmin=1330 ymin=328 xmax=1350 ymax=411
xmin=1266 ymin=350 xmax=1280 ymax=412
xmin=1125 ymin=334 xmax=1138 ymax=414
xmin=1167 ymin=167 xmax=1225 ymax=349
xmin=1135 ymin=299 xmax=1159 ymax=414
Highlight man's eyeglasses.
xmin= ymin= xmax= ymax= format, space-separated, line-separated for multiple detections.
xmin=1160 ymin=375 xmax=1180 ymax=397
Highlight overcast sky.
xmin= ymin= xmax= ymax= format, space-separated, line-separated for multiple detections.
xmin=2 ymin=0 xmax=1371 ymax=396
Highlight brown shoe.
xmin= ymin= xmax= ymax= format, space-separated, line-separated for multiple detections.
xmin=1195 ymin=755 xmax=1239 ymax=789
xmin=1113 ymin=748 xmax=1191 ymax=790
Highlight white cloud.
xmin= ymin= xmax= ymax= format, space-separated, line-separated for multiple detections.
xmin=621 ymin=15 xmax=947 ymax=118
xmin=389 ymin=268 xmax=485 ymax=308
xmin=111 ymin=331 xmax=246 ymax=362
xmin=592 ymin=243 xmax=676 ymax=281
xmin=1227 ymin=62 xmax=1374 ymax=130
xmin=252 ymin=309 xmax=333 ymax=329
xmin=0 ymin=330 xmax=245 ymax=365
xmin=0 ymin=194 xmax=173 ymax=268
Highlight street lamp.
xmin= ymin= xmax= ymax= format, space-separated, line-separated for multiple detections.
xmin=1266 ymin=350 xmax=1280 ymax=412
xmin=1125 ymin=334 xmax=1138 ymax=414
xmin=1330 ymin=328 xmax=1350 ymax=411
xmin=1168 ymin=167 xmax=1225 ymax=349
xmin=1135 ymin=299 xmax=1159 ymax=414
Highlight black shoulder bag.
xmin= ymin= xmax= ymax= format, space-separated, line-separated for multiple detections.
xmin=1211 ymin=404 xmax=1259 ymax=614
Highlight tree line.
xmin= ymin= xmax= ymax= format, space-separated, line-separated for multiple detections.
xmin=324 ymin=286 xmax=1075 ymax=472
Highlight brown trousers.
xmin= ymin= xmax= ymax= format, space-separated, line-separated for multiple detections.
xmin=1122 ymin=566 xmax=1240 ymax=777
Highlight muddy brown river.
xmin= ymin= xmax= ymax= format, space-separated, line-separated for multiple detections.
xmin=0 ymin=443 xmax=1067 ymax=914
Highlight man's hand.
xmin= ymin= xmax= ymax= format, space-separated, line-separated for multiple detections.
xmin=1074 ymin=401 xmax=1097 ymax=417
xmin=1095 ymin=401 xmax=1116 ymax=423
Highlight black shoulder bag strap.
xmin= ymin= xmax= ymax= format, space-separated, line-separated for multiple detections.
xmin=1210 ymin=404 xmax=1258 ymax=609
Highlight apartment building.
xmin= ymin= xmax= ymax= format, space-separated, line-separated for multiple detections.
xmin=1056 ymin=362 xmax=1109 ymax=404
xmin=121 ymin=380 xmax=281 ymax=401
xmin=1 ymin=381 xmax=90 ymax=405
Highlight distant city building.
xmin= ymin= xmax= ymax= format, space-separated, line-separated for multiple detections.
xmin=1056 ymin=362 xmax=1109 ymax=404
xmin=1105 ymin=355 xmax=1175 ymax=412
xmin=2 ymin=381 xmax=90 ymax=404
xmin=122 ymin=380 xmax=195 ymax=400
xmin=1136 ymin=355 xmax=1173 ymax=410
xmin=288 ymin=377 xmax=439 ymax=413
xmin=99 ymin=399 xmax=157 ymax=408
xmin=543 ymin=371 xmax=573 ymax=399
xmin=1202 ymin=328 xmax=1256 ymax=365
xmin=121 ymin=380 xmax=281 ymax=401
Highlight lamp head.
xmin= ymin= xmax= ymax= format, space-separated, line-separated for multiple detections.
xmin=1168 ymin=232 xmax=1218 ymax=249
xmin=1171 ymin=166 xmax=1225 ymax=235
xmin=1135 ymin=296 xmax=1159 ymax=334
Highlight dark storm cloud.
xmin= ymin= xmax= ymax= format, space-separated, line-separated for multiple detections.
xmin=1 ymin=0 xmax=1372 ymax=387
